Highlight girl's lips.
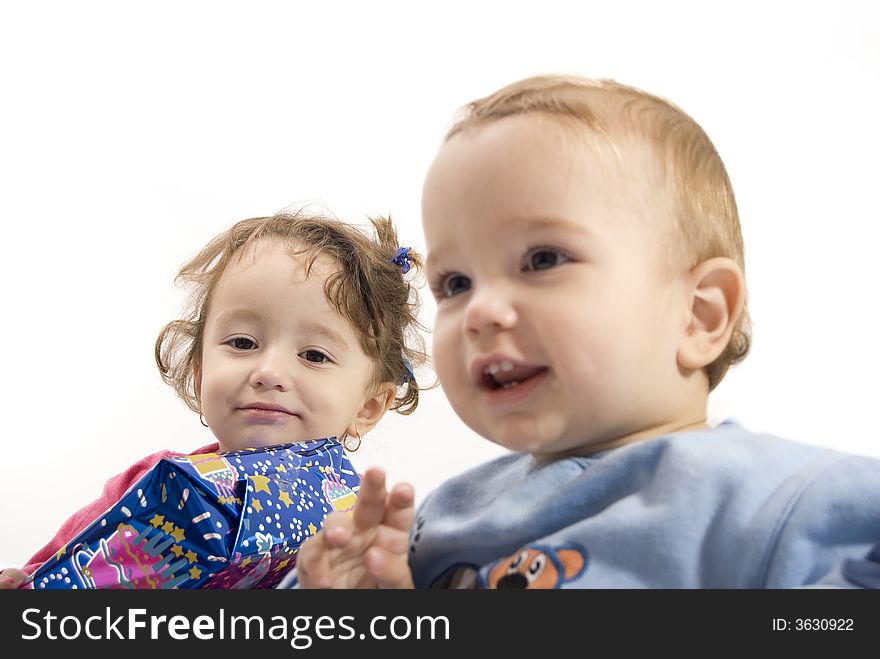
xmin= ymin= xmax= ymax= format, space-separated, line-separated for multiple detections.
xmin=479 ymin=367 xmax=549 ymax=405
xmin=237 ymin=406 xmax=296 ymax=423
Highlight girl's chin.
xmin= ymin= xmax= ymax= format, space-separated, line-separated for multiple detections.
xmin=221 ymin=432 xmax=337 ymax=453
xmin=219 ymin=436 xmax=284 ymax=452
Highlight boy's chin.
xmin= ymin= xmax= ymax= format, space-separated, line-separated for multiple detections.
xmin=474 ymin=412 xmax=598 ymax=457
xmin=479 ymin=420 xmax=567 ymax=455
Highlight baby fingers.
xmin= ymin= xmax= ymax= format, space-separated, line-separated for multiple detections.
xmin=352 ymin=467 xmax=391 ymax=531
xmin=383 ymin=482 xmax=416 ymax=532
xmin=0 ymin=568 xmax=26 ymax=589
xmin=295 ymin=534 xmax=334 ymax=588
xmin=365 ymin=545 xmax=415 ymax=589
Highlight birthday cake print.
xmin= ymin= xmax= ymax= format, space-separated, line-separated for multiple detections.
xmin=322 ymin=467 xmax=357 ymax=512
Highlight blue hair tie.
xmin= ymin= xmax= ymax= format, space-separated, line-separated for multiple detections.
xmin=401 ymin=357 xmax=416 ymax=385
xmin=391 ymin=246 xmax=412 ymax=274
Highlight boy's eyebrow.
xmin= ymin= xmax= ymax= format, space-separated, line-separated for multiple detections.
xmin=520 ymin=216 xmax=593 ymax=235
xmin=427 ymin=216 xmax=591 ymax=268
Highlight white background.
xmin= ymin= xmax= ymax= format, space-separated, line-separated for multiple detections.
xmin=1 ymin=0 xmax=878 ymax=569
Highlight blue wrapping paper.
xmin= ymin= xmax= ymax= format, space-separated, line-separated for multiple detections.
xmin=23 ymin=437 xmax=358 ymax=589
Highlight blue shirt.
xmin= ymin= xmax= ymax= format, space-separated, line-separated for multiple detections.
xmin=408 ymin=421 xmax=880 ymax=588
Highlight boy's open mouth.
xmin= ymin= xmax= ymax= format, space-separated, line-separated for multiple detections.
xmin=481 ymin=361 xmax=548 ymax=390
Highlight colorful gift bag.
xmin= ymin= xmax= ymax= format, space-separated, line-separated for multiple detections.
xmin=23 ymin=437 xmax=358 ymax=589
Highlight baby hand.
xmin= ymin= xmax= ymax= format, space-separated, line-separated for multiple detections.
xmin=0 ymin=567 xmax=27 ymax=589
xmin=297 ymin=467 xmax=415 ymax=588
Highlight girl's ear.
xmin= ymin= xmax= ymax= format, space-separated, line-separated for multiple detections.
xmin=345 ymin=383 xmax=397 ymax=438
xmin=677 ymin=256 xmax=745 ymax=372
xmin=192 ymin=360 xmax=203 ymax=406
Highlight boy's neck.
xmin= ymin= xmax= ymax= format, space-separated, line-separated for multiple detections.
xmin=538 ymin=417 xmax=710 ymax=462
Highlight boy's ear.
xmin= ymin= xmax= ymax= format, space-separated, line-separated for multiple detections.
xmin=346 ymin=383 xmax=397 ymax=437
xmin=677 ymin=257 xmax=745 ymax=371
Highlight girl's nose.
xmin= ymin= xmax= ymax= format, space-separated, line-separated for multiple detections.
xmin=463 ymin=285 xmax=517 ymax=336
xmin=249 ymin=350 xmax=291 ymax=391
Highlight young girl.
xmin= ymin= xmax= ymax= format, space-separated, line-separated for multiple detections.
xmin=0 ymin=209 xmax=426 ymax=589
xmin=289 ymin=74 xmax=880 ymax=589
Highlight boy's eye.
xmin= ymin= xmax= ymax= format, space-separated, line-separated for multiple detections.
xmin=524 ymin=248 xmax=568 ymax=272
xmin=300 ymin=349 xmax=330 ymax=364
xmin=436 ymin=273 xmax=471 ymax=298
xmin=228 ymin=337 xmax=257 ymax=350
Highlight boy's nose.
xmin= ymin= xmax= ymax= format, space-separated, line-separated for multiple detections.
xmin=249 ymin=351 xmax=291 ymax=391
xmin=464 ymin=286 xmax=517 ymax=336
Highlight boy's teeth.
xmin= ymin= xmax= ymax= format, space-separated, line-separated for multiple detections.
xmin=485 ymin=360 xmax=515 ymax=376
xmin=501 ymin=380 xmax=520 ymax=389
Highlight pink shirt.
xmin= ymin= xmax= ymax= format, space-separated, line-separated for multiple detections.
xmin=24 ymin=443 xmax=219 ymax=575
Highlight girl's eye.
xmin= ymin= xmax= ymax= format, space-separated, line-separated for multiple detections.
xmin=300 ymin=349 xmax=330 ymax=364
xmin=435 ymin=273 xmax=471 ymax=298
xmin=228 ymin=337 xmax=257 ymax=350
xmin=524 ymin=248 xmax=568 ymax=272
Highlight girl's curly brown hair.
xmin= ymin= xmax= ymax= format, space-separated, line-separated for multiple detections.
xmin=155 ymin=210 xmax=427 ymax=416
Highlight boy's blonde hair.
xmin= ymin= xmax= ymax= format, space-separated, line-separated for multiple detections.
xmin=156 ymin=211 xmax=427 ymax=415
xmin=448 ymin=74 xmax=750 ymax=390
